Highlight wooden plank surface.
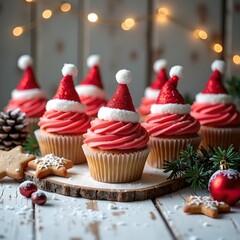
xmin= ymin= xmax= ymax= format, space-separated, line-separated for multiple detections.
xmin=1 ymin=179 xmax=240 ymax=240
xmin=34 ymin=191 xmax=173 ymax=240
xmin=155 ymin=187 xmax=240 ymax=240
xmin=0 ymin=178 xmax=34 ymax=240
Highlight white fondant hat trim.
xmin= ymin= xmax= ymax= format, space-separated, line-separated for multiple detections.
xmin=144 ymin=87 xmax=160 ymax=99
xmin=98 ymin=106 xmax=140 ymax=123
xmin=46 ymin=99 xmax=86 ymax=113
xmin=75 ymin=85 xmax=105 ymax=99
xmin=151 ymin=103 xmax=191 ymax=114
xmin=196 ymin=93 xmax=232 ymax=104
xmin=11 ymin=88 xmax=45 ymax=99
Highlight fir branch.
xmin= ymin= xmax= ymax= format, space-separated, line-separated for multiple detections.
xmin=164 ymin=144 xmax=240 ymax=190
xmin=22 ymin=126 xmax=40 ymax=156
xmin=210 ymin=145 xmax=240 ymax=171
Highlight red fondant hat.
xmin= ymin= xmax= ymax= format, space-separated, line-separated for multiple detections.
xmin=17 ymin=55 xmax=40 ymax=90
xmin=80 ymin=55 xmax=103 ymax=89
xmin=53 ymin=64 xmax=80 ymax=103
xmin=202 ymin=60 xmax=227 ymax=94
xmin=156 ymin=66 xmax=185 ymax=104
xmin=150 ymin=59 xmax=168 ymax=90
xmin=106 ymin=70 xmax=135 ymax=112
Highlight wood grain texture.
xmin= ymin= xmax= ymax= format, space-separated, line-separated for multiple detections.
xmin=34 ymin=191 xmax=173 ymax=240
xmin=0 ymin=178 xmax=34 ymax=240
xmin=24 ymin=164 xmax=188 ymax=202
xmin=155 ymin=187 xmax=240 ymax=240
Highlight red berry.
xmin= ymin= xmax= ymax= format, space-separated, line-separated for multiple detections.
xmin=19 ymin=181 xmax=38 ymax=198
xmin=31 ymin=190 xmax=47 ymax=205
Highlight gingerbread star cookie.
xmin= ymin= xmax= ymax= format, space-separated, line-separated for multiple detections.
xmin=0 ymin=146 xmax=35 ymax=179
xmin=183 ymin=196 xmax=230 ymax=218
xmin=28 ymin=154 xmax=73 ymax=179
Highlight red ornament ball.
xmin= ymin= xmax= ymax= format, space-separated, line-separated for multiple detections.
xmin=208 ymin=168 xmax=240 ymax=206
xmin=19 ymin=180 xmax=38 ymax=198
xmin=31 ymin=190 xmax=47 ymax=205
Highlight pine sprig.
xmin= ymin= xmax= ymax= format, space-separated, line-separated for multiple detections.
xmin=163 ymin=144 xmax=240 ymax=190
xmin=22 ymin=126 xmax=40 ymax=156
xmin=210 ymin=145 xmax=240 ymax=172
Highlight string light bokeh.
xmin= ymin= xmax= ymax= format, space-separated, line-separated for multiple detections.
xmin=11 ymin=0 xmax=240 ymax=65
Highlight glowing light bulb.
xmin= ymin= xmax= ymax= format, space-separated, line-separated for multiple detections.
xmin=198 ymin=30 xmax=207 ymax=39
xmin=87 ymin=13 xmax=98 ymax=22
xmin=157 ymin=7 xmax=169 ymax=16
xmin=156 ymin=7 xmax=169 ymax=23
xmin=124 ymin=18 xmax=135 ymax=28
xmin=213 ymin=43 xmax=223 ymax=53
xmin=13 ymin=27 xmax=23 ymax=37
xmin=25 ymin=0 xmax=34 ymax=2
xmin=42 ymin=9 xmax=52 ymax=19
xmin=193 ymin=29 xmax=207 ymax=39
xmin=233 ymin=55 xmax=240 ymax=65
xmin=121 ymin=22 xmax=131 ymax=31
xmin=60 ymin=3 xmax=71 ymax=12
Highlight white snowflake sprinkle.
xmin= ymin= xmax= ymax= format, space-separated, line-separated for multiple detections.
xmin=35 ymin=154 xmax=67 ymax=170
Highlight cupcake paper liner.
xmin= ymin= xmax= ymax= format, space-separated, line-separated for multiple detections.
xmin=147 ymin=135 xmax=201 ymax=169
xmin=82 ymin=144 xmax=151 ymax=183
xmin=200 ymin=126 xmax=240 ymax=151
xmin=35 ymin=129 xmax=86 ymax=165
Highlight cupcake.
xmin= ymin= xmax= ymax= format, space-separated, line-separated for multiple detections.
xmin=5 ymin=55 xmax=47 ymax=133
xmin=191 ymin=60 xmax=240 ymax=150
xmin=143 ymin=66 xmax=201 ymax=168
xmin=75 ymin=55 xmax=107 ymax=118
xmin=138 ymin=59 xmax=168 ymax=121
xmin=82 ymin=69 xmax=150 ymax=183
xmin=35 ymin=64 xmax=91 ymax=164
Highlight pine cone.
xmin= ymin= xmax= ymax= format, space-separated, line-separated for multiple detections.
xmin=0 ymin=109 xmax=29 ymax=151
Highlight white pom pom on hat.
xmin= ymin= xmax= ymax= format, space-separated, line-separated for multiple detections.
xmin=18 ymin=55 xmax=33 ymax=70
xmin=169 ymin=65 xmax=183 ymax=79
xmin=87 ymin=55 xmax=100 ymax=68
xmin=153 ymin=59 xmax=167 ymax=73
xmin=115 ymin=69 xmax=132 ymax=84
xmin=61 ymin=63 xmax=78 ymax=77
xmin=211 ymin=60 xmax=225 ymax=74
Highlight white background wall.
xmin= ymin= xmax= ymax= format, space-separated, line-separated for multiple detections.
xmin=0 ymin=0 xmax=239 ymax=111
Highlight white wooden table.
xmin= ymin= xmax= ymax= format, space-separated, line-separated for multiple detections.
xmin=0 ymin=178 xmax=239 ymax=240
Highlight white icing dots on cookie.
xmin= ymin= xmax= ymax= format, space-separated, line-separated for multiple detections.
xmin=34 ymin=154 xmax=67 ymax=170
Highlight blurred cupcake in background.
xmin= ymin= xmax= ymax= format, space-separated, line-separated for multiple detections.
xmin=5 ymin=55 xmax=47 ymax=133
xmin=83 ymin=69 xmax=150 ymax=183
xmin=35 ymin=63 xmax=91 ymax=164
xmin=143 ymin=66 xmax=201 ymax=168
xmin=191 ymin=60 xmax=240 ymax=150
xmin=75 ymin=55 xmax=107 ymax=118
xmin=138 ymin=59 xmax=168 ymax=121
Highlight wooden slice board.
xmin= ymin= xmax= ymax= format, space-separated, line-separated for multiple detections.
xmin=24 ymin=163 xmax=187 ymax=202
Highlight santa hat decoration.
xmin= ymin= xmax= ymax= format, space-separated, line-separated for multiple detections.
xmin=144 ymin=59 xmax=168 ymax=99
xmin=75 ymin=55 xmax=105 ymax=99
xmin=11 ymin=55 xmax=45 ymax=99
xmin=196 ymin=60 xmax=232 ymax=104
xmin=98 ymin=69 xmax=140 ymax=123
xmin=151 ymin=66 xmax=191 ymax=114
xmin=46 ymin=64 xmax=86 ymax=113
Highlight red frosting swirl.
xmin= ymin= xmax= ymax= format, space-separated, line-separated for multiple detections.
xmin=5 ymin=98 xmax=47 ymax=117
xmin=138 ymin=97 xmax=156 ymax=116
xmin=191 ymin=103 xmax=240 ymax=127
xmin=79 ymin=95 xmax=107 ymax=117
xmin=83 ymin=118 xmax=149 ymax=150
xmin=39 ymin=110 xmax=91 ymax=135
xmin=143 ymin=113 xmax=200 ymax=137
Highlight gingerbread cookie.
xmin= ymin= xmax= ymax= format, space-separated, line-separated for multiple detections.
xmin=183 ymin=196 xmax=230 ymax=218
xmin=28 ymin=154 xmax=73 ymax=179
xmin=0 ymin=146 xmax=35 ymax=179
